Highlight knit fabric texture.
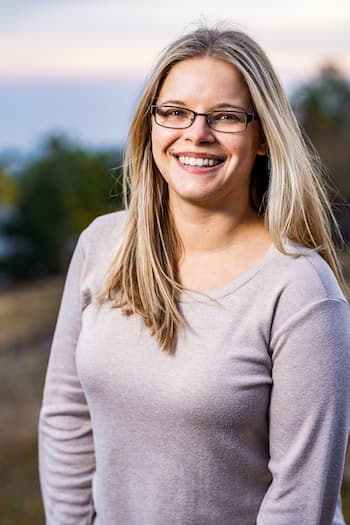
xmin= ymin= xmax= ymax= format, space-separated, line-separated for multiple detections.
xmin=39 ymin=211 xmax=350 ymax=524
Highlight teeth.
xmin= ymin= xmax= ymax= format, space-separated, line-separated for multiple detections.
xmin=178 ymin=156 xmax=220 ymax=167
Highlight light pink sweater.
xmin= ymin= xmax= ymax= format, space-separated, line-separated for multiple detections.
xmin=39 ymin=211 xmax=350 ymax=524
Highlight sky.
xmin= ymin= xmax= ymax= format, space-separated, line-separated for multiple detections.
xmin=1 ymin=0 xmax=349 ymax=154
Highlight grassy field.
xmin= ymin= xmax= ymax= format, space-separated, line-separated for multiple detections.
xmin=0 ymin=277 xmax=64 ymax=524
xmin=0 ymin=253 xmax=349 ymax=524
xmin=0 ymin=276 xmax=64 ymax=351
xmin=0 ymin=341 xmax=48 ymax=524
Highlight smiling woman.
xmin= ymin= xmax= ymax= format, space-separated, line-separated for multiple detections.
xmin=38 ymin=24 xmax=350 ymax=525
xmin=151 ymin=57 xmax=266 ymax=216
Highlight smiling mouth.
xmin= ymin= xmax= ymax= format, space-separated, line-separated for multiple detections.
xmin=176 ymin=155 xmax=223 ymax=167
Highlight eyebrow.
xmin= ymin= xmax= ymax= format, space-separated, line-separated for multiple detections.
xmin=158 ymin=100 xmax=249 ymax=112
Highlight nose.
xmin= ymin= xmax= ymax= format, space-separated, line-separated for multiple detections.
xmin=183 ymin=114 xmax=216 ymax=144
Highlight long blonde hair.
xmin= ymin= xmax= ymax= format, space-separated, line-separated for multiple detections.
xmin=102 ymin=24 xmax=347 ymax=352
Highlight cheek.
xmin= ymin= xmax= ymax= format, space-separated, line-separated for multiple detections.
xmin=151 ymin=128 xmax=172 ymax=181
xmin=152 ymin=125 xmax=165 ymax=151
xmin=224 ymin=138 xmax=247 ymax=161
xmin=151 ymin=125 xmax=180 ymax=154
xmin=151 ymin=127 xmax=179 ymax=172
xmin=229 ymin=134 xmax=262 ymax=160
xmin=151 ymin=128 xmax=163 ymax=171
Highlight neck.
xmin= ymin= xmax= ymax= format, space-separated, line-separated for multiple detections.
xmin=170 ymin=199 xmax=264 ymax=256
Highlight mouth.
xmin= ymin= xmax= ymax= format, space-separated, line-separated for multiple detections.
xmin=173 ymin=153 xmax=225 ymax=168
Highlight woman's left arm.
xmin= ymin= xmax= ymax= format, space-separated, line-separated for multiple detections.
xmin=257 ymin=298 xmax=350 ymax=525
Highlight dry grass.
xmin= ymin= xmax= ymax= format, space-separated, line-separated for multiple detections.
xmin=0 ymin=276 xmax=64 ymax=352
xmin=0 ymin=251 xmax=350 ymax=523
xmin=0 ymin=340 xmax=49 ymax=524
xmin=0 ymin=277 xmax=64 ymax=524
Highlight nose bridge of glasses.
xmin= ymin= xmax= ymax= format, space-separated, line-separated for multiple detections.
xmin=190 ymin=110 xmax=213 ymax=129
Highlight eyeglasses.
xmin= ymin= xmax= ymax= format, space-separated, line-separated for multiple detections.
xmin=150 ymin=105 xmax=259 ymax=133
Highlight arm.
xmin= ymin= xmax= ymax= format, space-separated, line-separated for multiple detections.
xmin=257 ymin=298 xmax=350 ymax=524
xmin=38 ymin=235 xmax=96 ymax=524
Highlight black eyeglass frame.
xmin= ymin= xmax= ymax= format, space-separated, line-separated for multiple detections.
xmin=150 ymin=104 xmax=260 ymax=133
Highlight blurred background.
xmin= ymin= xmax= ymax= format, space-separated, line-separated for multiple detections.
xmin=0 ymin=0 xmax=349 ymax=523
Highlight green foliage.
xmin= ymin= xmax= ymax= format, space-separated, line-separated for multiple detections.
xmin=292 ymin=64 xmax=350 ymax=241
xmin=1 ymin=135 xmax=123 ymax=279
xmin=0 ymin=166 xmax=18 ymax=207
xmin=293 ymin=64 xmax=350 ymax=140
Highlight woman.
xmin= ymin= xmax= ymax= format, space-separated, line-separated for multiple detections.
xmin=39 ymin=25 xmax=350 ymax=524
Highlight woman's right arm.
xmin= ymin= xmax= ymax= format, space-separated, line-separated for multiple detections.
xmin=39 ymin=235 xmax=96 ymax=524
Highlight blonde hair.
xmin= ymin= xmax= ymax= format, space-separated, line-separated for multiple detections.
xmin=102 ymin=24 xmax=347 ymax=353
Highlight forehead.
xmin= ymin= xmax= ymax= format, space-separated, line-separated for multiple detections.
xmin=157 ymin=56 xmax=252 ymax=108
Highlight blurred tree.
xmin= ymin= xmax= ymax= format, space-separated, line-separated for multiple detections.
xmin=0 ymin=166 xmax=18 ymax=207
xmin=293 ymin=64 xmax=350 ymax=141
xmin=2 ymin=135 xmax=123 ymax=279
xmin=292 ymin=65 xmax=350 ymax=240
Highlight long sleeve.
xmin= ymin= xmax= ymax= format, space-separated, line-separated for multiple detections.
xmin=38 ymin=215 xmax=350 ymax=525
xmin=38 ymin=235 xmax=96 ymax=524
xmin=257 ymin=298 xmax=350 ymax=524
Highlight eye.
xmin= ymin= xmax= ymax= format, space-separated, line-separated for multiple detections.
xmin=212 ymin=111 xmax=244 ymax=123
xmin=158 ymin=107 xmax=188 ymax=118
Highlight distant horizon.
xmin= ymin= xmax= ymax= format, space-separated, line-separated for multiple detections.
xmin=2 ymin=63 xmax=346 ymax=157
xmin=2 ymin=0 xmax=349 ymax=154
xmin=0 ymin=75 xmax=145 ymax=156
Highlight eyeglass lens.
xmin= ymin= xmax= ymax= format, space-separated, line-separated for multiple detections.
xmin=154 ymin=106 xmax=249 ymax=132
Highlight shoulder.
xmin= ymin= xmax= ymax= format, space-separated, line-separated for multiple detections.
xmin=267 ymin=240 xmax=346 ymax=304
xmin=262 ymin=240 xmax=349 ymax=342
xmin=81 ymin=209 xmax=127 ymax=238
xmin=79 ymin=210 xmax=127 ymax=254
xmin=264 ymin=243 xmax=350 ymax=362
xmin=70 ymin=210 xmax=128 ymax=287
xmin=64 ymin=210 xmax=129 ymax=296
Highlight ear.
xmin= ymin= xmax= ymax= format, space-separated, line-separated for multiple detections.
xmin=256 ymin=130 xmax=267 ymax=156
xmin=256 ymin=140 xmax=267 ymax=157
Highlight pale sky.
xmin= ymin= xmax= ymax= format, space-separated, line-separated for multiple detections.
xmin=1 ymin=0 xmax=349 ymax=152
